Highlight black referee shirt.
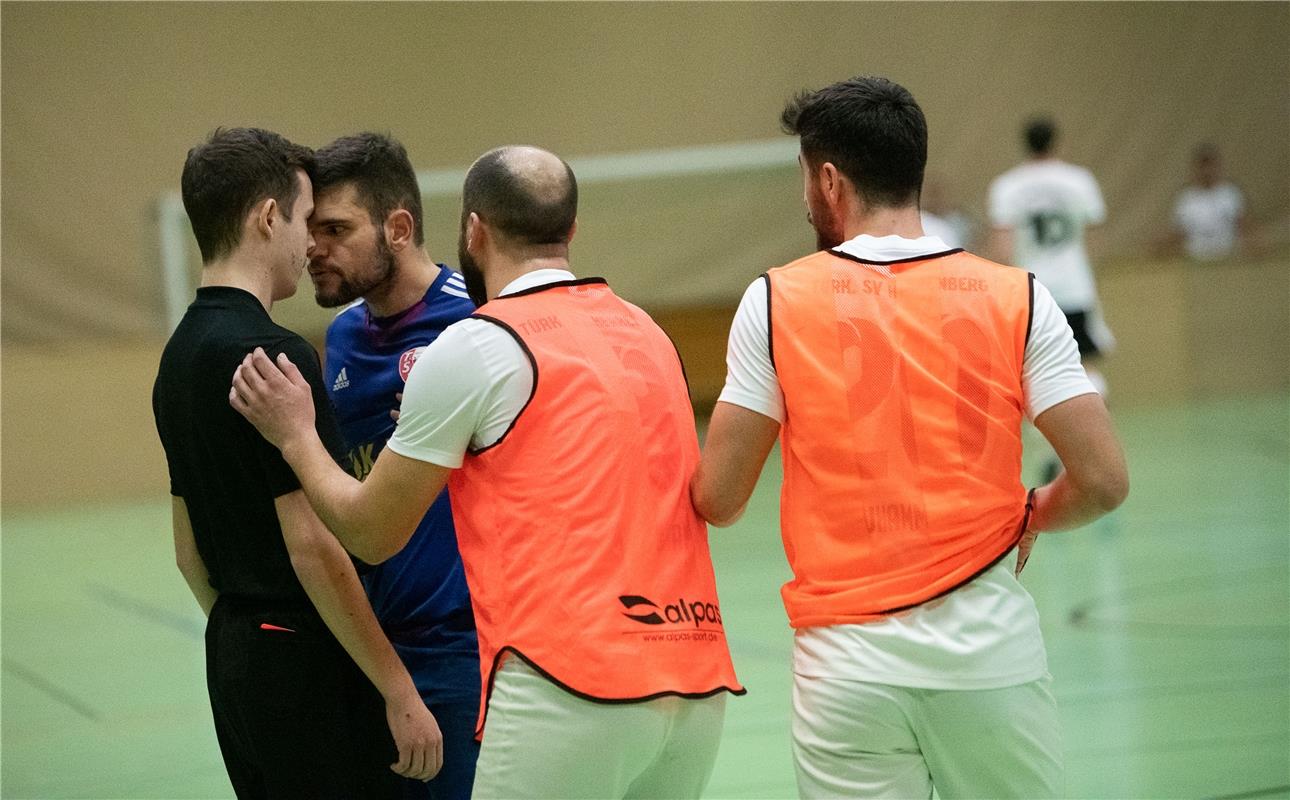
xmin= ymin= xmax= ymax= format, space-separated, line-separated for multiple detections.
xmin=153 ymin=286 xmax=348 ymax=602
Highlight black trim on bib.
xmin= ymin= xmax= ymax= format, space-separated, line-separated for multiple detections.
xmin=761 ymin=273 xmax=775 ymax=372
xmin=828 ymin=247 xmax=964 ymax=267
xmin=476 ymin=645 xmax=747 ymax=739
xmin=465 ymin=314 xmax=538 ymax=456
xmin=1025 ymin=272 xmax=1036 ymax=349
xmin=659 ymin=327 xmax=692 ymax=395
xmin=490 ymin=276 xmax=608 ymax=300
xmin=869 ymin=501 xmax=1034 ymax=618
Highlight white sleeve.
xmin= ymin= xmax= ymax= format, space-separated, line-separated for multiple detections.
xmin=717 ymin=277 xmax=785 ymax=422
xmin=1083 ymin=171 xmax=1107 ymax=225
xmin=1023 ymin=278 xmax=1098 ymax=420
xmin=386 ymin=318 xmax=534 ymax=468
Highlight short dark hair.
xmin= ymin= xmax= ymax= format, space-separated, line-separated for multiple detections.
xmin=181 ymin=127 xmax=314 ymax=264
xmin=780 ymin=75 xmax=927 ymax=208
xmin=1193 ymin=142 xmax=1220 ymax=164
xmin=314 ymin=132 xmax=425 ymax=246
xmin=1024 ymin=118 xmax=1057 ymax=155
xmin=461 ymin=148 xmax=577 ymax=245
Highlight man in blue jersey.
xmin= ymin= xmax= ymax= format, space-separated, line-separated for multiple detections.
xmin=308 ymin=132 xmax=479 ymax=800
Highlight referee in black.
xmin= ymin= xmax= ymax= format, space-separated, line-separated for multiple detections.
xmin=152 ymin=128 xmax=441 ymax=798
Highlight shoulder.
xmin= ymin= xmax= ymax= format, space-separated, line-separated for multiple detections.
xmin=429 ymin=316 xmax=520 ymax=358
xmin=768 ymin=250 xmax=834 ymax=277
xmin=326 ymin=299 xmax=367 ymax=337
xmin=432 ymin=268 xmax=476 ymax=311
xmin=1071 ymin=163 xmax=1101 ymax=187
xmin=271 ymin=331 xmax=320 ymax=361
xmin=953 ymin=250 xmax=1018 ymax=272
xmin=409 ymin=317 xmax=533 ymax=402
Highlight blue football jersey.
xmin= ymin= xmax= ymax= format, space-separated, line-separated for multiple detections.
xmin=325 ymin=265 xmax=479 ymax=701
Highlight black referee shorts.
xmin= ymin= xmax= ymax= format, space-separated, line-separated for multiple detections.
xmin=1062 ymin=309 xmax=1103 ymax=359
xmin=205 ymin=596 xmax=404 ymax=799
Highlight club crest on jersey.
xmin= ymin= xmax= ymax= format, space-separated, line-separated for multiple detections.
xmin=398 ymin=347 xmax=427 ymax=382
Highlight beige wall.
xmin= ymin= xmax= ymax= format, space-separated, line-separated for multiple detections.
xmin=3 ymin=254 xmax=1286 ymax=509
xmin=3 ymin=2 xmax=1288 ymax=343
xmin=3 ymin=2 xmax=1288 ymax=509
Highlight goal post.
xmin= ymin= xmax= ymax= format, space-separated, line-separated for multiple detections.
xmin=157 ymin=138 xmax=805 ymax=335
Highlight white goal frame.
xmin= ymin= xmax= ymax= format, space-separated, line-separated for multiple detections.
xmin=157 ymin=138 xmax=799 ymax=331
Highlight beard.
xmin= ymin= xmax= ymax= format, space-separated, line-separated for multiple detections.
xmin=457 ymin=229 xmax=488 ymax=307
xmin=313 ymin=234 xmax=397 ymax=308
xmin=808 ymin=194 xmax=845 ymax=252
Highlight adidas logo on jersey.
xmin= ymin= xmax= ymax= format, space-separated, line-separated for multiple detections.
xmin=332 ymin=367 xmax=350 ymax=391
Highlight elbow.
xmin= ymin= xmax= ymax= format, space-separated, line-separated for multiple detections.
xmin=690 ymin=481 xmax=742 ymax=528
xmin=287 ymin=547 xmax=327 ymax=585
xmin=704 ymin=504 xmax=745 ymax=528
xmin=350 ymin=539 xmax=398 ymax=566
xmin=342 ymin=524 xmax=412 ymax=565
xmin=1088 ymin=469 xmax=1129 ymax=514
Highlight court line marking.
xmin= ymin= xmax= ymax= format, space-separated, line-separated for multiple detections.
xmin=85 ymin=582 xmax=205 ymax=640
xmin=2 ymin=658 xmax=103 ymax=722
xmin=1065 ymin=565 xmax=1290 ymax=638
xmin=1207 ymin=785 xmax=1290 ymax=800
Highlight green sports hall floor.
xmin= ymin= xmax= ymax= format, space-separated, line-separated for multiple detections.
xmin=3 ymin=391 xmax=1287 ymax=799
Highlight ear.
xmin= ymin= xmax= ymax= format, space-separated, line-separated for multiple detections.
xmin=819 ymin=162 xmax=842 ymax=204
xmin=254 ymin=197 xmax=277 ymax=240
xmin=566 ymin=218 xmax=577 ymax=245
xmin=384 ymin=209 xmax=415 ymax=253
xmin=465 ymin=212 xmax=484 ymax=254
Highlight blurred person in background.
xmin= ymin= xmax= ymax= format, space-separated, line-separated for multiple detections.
xmin=153 ymin=127 xmax=440 ymax=798
xmin=231 ymin=145 xmax=744 ymax=799
xmin=309 ymin=132 xmax=480 ymax=800
xmin=692 ymin=76 xmax=1128 ymax=799
xmin=989 ymin=117 xmax=1114 ymax=480
xmin=1164 ymin=143 xmax=1250 ymax=261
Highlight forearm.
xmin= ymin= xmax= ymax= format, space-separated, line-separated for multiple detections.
xmin=691 ymin=461 xmax=750 ymax=528
xmin=1029 ymin=470 xmax=1126 ymax=532
xmin=291 ymin=541 xmax=419 ymax=704
xmin=693 ymin=401 xmax=780 ymax=527
xmin=1030 ymin=394 xmax=1129 ymax=532
xmin=180 ymin=567 xmax=219 ymax=617
xmin=280 ymin=434 xmax=391 ymax=562
xmin=172 ymin=496 xmax=218 ymax=616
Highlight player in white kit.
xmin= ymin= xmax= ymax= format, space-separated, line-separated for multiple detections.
xmin=989 ymin=118 xmax=1113 ymax=480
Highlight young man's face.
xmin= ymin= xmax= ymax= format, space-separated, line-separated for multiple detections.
xmin=271 ymin=170 xmax=315 ymax=301
xmin=307 ymin=182 xmax=396 ymax=308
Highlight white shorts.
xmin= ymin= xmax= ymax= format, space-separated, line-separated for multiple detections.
xmin=473 ymin=656 xmax=728 ymax=799
xmin=792 ymin=672 xmax=1063 ymax=799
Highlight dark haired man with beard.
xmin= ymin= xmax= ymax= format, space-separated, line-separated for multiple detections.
xmin=308 ymin=132 xmax=480 ymax=800
xmin=231 ymin=145 xmax=743 ymax=799
xmin=691 ymin=77 xmax=1128 ymax=798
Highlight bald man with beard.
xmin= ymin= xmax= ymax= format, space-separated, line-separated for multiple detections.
xmin=230 ymin=146 xmax=744 ymax=799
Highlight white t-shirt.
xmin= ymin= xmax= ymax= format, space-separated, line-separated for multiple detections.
xmin=1173 ymin=182 xmax=1244 ymax=261
xmin=720 ymin=234 xmax=1096 ymax=690
xmin=989 ymin=160 xmax=1105 ymax=312
xmin=386 ymin=269 xmax=573 ymax=468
